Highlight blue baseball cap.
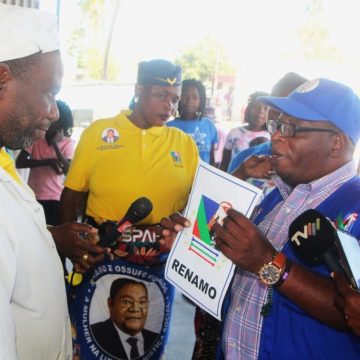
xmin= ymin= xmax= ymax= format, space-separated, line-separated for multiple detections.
xmin=137 ymin=59 xmax=182 ymax=87
xmin=258 ymin=78 xmax=360 ymax=144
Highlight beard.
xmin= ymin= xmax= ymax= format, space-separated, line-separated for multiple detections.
xmin=0 ymin=111 xmax=40 ymax=150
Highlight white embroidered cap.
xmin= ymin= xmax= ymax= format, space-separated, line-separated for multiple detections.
xmin=0 ymin=3 xmax=59 ymax=62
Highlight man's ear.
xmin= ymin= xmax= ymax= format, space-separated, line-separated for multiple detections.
xmin=330 ymin=132 xmax=349 ymax=157
xmin=107 ymin=297 xmax=113 ymax=311
xmin=0 ymin=63 xmax=12 ymax=98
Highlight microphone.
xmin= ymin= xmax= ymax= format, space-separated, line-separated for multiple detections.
xmin=288 ymin=209 xmax=347 ymax=276
xmin=97 ymin=197 xmax=153 ymax=248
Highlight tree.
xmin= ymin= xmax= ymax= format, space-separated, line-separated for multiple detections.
xmin=175 ymin=36 xmax=235 ymax=94
xmin=295 ymin=0 xmax=342 ymax=62
xmin=67 ymin=0 xmax=121 ymax=81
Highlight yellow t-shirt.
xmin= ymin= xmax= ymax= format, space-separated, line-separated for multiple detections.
xmin=0 ymin=148 xmax=21 ymax=184
xmin=65 ymin=110 xmax=199 ymax=224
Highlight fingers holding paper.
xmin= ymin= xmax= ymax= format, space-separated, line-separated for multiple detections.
xmin=157 ymin=212 xmax=191 ymax=251
xmin=212 ymin=208 xmax=275 ymax=273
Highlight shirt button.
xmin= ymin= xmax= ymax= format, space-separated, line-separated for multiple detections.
xmin=34 ymin=207 xmax=40 ymax=212
xmin=235 ymin=307 xmax=241 ymax=312
xmin=142 ymin=130 xmax=146 ymax=135
xmin=285 ymin=207 xmax=291 ymax=214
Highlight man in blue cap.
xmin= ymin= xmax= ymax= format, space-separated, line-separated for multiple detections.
xmin=160 ymin=78 xmax=360 ymax=359
xmin=213 ymin=78 xmax=360 ymax=359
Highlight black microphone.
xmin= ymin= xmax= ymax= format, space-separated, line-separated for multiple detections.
xmin=288 ymin=209 xmax=347 ymax=276
xmin=98 ymin=197 xmax=153 ymax=248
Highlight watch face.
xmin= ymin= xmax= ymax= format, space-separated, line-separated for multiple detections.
xmin=259 ymin=264 xmax=281 ymax=285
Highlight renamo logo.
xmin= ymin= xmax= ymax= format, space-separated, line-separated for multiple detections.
xmin=290 ymin=218 xmax=320 ymax=246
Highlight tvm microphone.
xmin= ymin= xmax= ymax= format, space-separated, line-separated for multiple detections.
xmin=98 ymin=197 xmax=153 ymax=248
xmin=288 ymin=209 xmax=356 ymax=287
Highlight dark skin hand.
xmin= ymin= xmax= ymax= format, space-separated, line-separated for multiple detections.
xmin=333 ymin=272 xmax=360 ymax=336
xmin=157 ymin=212 xmax=191 ymax=251
xmin=59 ymin=187 xmax=111 ymax=273
xmin=16 ymin=149 xmax=64 ymax=175
xmin=49 ymin=222 xmax=109 ymax=273
xmin=212 ymin=208 xmax=349 ymax=330
xmin=232 ymin=155 xmax=275 ymax=181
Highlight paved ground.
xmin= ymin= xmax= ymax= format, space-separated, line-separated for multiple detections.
xmin=166 ymin=290 xmax=196 ymax=360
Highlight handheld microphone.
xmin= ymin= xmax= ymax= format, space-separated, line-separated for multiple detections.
xmin=288 ymin=209 xmax=347 ymax=276
xmin=98 ymin=197 xmax=153 ymax=248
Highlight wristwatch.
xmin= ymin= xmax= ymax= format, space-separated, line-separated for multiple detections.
xmin=258 ymin=252 xmax=287 ymax=286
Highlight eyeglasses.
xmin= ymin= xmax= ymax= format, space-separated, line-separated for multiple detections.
xmin=266 ymin=119 xmax=339 ymax=137
xmin=119 ymin=298 xmax=149 ymax=308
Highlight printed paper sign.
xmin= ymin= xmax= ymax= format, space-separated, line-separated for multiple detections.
xmin=165 ymin=161 xmax=262 ymax=320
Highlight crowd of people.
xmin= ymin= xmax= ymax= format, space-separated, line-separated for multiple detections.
xmin=1 ymin=3 xmax=360 ymax=360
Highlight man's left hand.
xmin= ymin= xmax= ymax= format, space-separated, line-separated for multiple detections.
xmin=156 ymin=213 xmax=191 ymax=252
xmin=212 ymin=208 xmax=275 ymax=273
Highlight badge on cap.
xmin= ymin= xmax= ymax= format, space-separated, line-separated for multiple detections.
xmin=294 ymin=79 xmax=320 ymax=94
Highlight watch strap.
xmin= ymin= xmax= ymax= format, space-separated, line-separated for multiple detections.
xmin=274 ymin=259 xmax=292 ymax=288
xmin=272 ymin=252 xmax=286 ymax=270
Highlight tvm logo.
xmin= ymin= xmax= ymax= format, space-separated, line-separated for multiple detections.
xmin=291 ymin=218 xmax=321 ymax=246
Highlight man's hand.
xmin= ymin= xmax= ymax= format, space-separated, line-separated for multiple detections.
xmin=232 ymin=155 xmax=274 ymax=181
xmin=49 ymin=222 xmax=110 ymax=273
xmin=156 ymin=213 xmax=191 ymax=251
xmin=212 ymin=208 xmax=275 ymax=273
xmin=333 ymin=272 xmax=360 ymax=336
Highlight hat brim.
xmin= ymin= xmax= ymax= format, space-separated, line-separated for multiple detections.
xmin=257 ymin=96 xmax=328 ymax=121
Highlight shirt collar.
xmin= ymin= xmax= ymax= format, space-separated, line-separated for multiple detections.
xmin=275 ymin=160 xmax=357 ymax=200
xmin=118 ymin=109 xmax=166 ymax=137
xmin=0 ymin=147 xmax=22 ymax=184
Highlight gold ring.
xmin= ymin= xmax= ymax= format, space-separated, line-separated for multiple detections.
xmin=82 ymin=253 xmax=89 ymax=262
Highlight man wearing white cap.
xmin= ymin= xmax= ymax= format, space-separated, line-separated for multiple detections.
xmin=0 ymin=4 xmax=107 ymax=359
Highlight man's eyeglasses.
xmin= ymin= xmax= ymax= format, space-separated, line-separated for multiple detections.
xmin=266 ymin=119 xmax=339 ymax=137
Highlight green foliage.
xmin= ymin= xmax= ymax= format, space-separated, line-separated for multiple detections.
xmin=175 ymin=36 xmax=235 ymax=89
xmin=295 ymin=0 xmax=342 ymax=62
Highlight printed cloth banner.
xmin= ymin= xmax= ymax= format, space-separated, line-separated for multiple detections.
xmin=69 ymin=258 xmax=174 ymax=360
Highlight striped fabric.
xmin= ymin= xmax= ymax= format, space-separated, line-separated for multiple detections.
xmin=222 ymin=160 xmax=357 ymax=359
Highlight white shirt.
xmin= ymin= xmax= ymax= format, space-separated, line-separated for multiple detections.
xmin=0 ymin=167 xmax=71 ymax=360
xmin=114 ymin=322 xmax=145 ymax=358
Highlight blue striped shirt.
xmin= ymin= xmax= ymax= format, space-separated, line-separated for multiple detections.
xmin=223 ymin=160 xmax=357 ymax=359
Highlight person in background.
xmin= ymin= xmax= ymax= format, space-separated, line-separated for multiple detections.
xmin=229 ymin=73 xmax=308 ymax=197
xmin=16 ymin=99 xmax=75 ymax=225
xmin=167 ymin=79 xmax=218 ymax=165
xmin=0 ymin=4 xmax=106 ymax=359
xmin=220 ymin=91 xmax=270 ymax=172
xmin=204 ymin=105 xmax=229 ymax=168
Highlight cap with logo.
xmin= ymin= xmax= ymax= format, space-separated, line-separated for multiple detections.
xmin=0 ymin=3 xmax=59 ymax=62
xmin=137 ymin=59 xmax=182 ymax=87
xmin=258 ymin=78 xmax=360 ymax=144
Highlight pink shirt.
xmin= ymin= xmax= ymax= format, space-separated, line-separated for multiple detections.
xmin=27 ymin=137 xmax=75 ymax=200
